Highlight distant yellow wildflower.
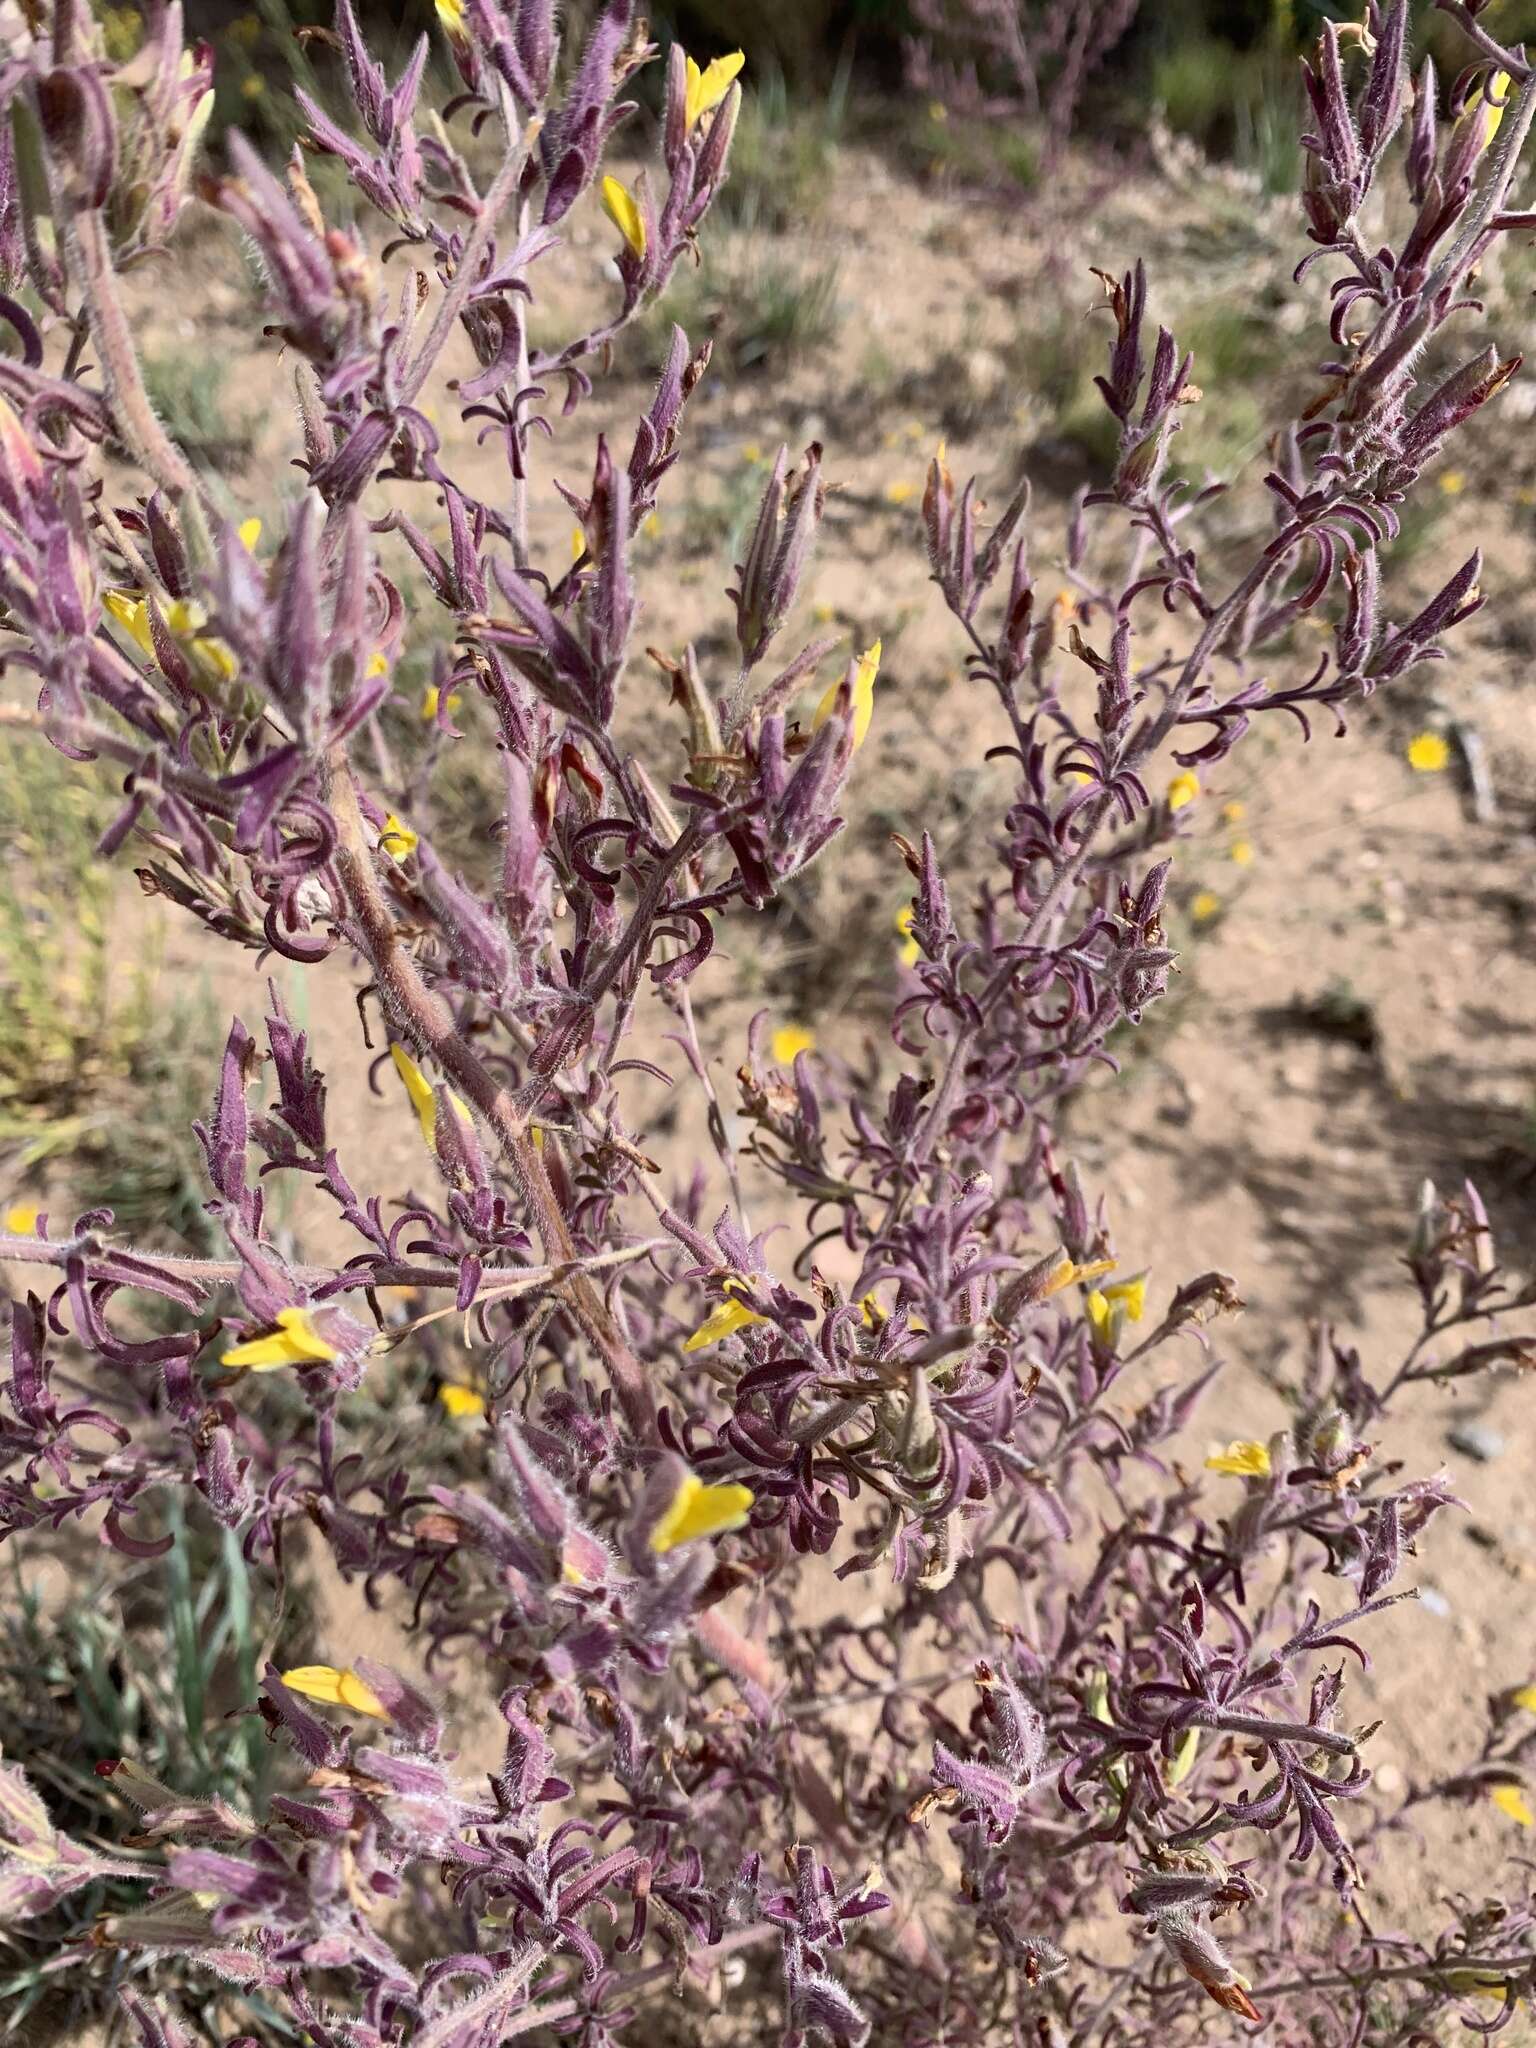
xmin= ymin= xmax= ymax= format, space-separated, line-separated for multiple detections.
xmin=1191 ymin=890 xmax=1222 ymax=924
xmin=1407 ymin=731 xmax=1449 ymax=773
xmin=771 ymin=1025 xmax=815 ymax=1065
xmin=1229 ymin=838 xmax=1255 ymax=867
xmin=4 ymin=1203 xmax=39 ymax=1235
xmin=438 ymin=1384 xmax=487 ymax=1420
xmin=1167 ymin=770 xmax=1200 ymax=812
xmin=896 ymin=905 xmax=920 ymax=967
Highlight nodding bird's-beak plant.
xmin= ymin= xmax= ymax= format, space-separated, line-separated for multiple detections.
xmin=2 ymin=1 xmax=1536 ymax=2042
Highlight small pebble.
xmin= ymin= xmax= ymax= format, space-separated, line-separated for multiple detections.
xmin=1449 ymin=1421 xmax=1506 ymax=1463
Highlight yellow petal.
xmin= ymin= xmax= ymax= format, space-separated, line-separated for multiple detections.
xmin=366 ymin=650 xmax=390 ymax=678
xmin=1407 ymin=731 xmax=1449 ymax=774
xmin=191 ymin=633 xmax=239 ymax=684
xmin=222 ymin=1306 xmax=338 ymax=1371
xmin=771 ymin=1025 xmax=815 ymax=1065
xmin=683 ymin=1286 xmax=768 ymax=1351
xmin=1041 ymin=1254 xmax=1116 ymax=1299
xmin=1484 ymin=70 xmax=1511 ymax=148
xmin=813 ymin=640 xmax=882 ymax=749
xmin=1491 ymin=1784 xmax=1534 ymax=1826
xmin=103 ymin=588 xmax=155 ymax=659
xmin=379 ymin=813 xmax=417 ymax=862
xmin=649 ymin=1472 xmax=755 ymax=1553
xmin=600 ymin=175 xmax=646 ymax=260
xmin=280 ymin=1663 xmax=346 ymax=1704
xmin=435 ymin=0 xmax=464 ymax=32
xmin=4 ymin=1203 xmax=40 ymax=1234
xmin=391 ymin=1043 xmax=440 ymax=1147
xmin=1167 ymin=770 xmax=1200 ymax=812
xmin=1512 ymin=1686 xmax=1536 ymax=1713
xmin=1167 ymin=1727 xmax=1200 ymax=1786
xmin=1103 ymin=1272 xmax=1148 ymax=1323
xmin=438 ymin=1383 xmax=487 ymax=1419
xmin=685 ymin=48 xmax=745 ymax=131
xmin=421 ymin=685 xmax=462 ymax=721
xmin=282 ymin=1664 xmax=388 ymax=1719
xmin=238 ymin=517 xmax=262 ymax=551
xmin=896 ymin=904 xmax=920 ymax=968
xmin=1085 ymin=1288 xmax=1113 ymax=1341
xmin=1205 ymin=1438 xmax=1272 ymax=1478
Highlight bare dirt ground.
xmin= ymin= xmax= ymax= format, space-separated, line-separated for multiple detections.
xmin=21 ymin=119 xmax=1536 ymax=2011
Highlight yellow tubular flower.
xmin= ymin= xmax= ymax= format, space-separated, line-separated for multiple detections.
xmin=771 ymin=1025 xmax=815 ymax=1065
xmin=366 ymin=651 xmax=390 ymax=678
xmin=238 ymin=517 xmax=262 ymax=551
xmin=1040 ymin=1254 xmax=1116 ymax=1300
xmin=281 ymin=1664 xmax=389 ymax=1718
xmin=1491 ymin=1784 xmax=1535 ymax=1826
xmin=379 ymin=813 xmax=418 ymax=862
xmin=813 ymin=640 xmax=882 ymax=749
xmin=103 ymin=589 xmax=155 ymax=659
xmin=434 ymin=0 xmax=465 ymax=34
xmin=600 ymin=175 xmax=646 ymax=260
xmin=1166 ymin=1727 xmax=1200 ymax=1787
xmin=1205 ymin=1439 xmax=1272 ymax=1479
xmin=896 ymin=905 xmax=920 ymax=968
xmin=438 ymin=1384 xmax=487 ymax=1419
xmin=391 ymin=1043 xmax=440 ymax=1146
xmin=684 ymin=49 xmax=745 ymax=131
xmin=683 ymin=1285 xmax=769 ymax=1351
xmin=421 ymin=685 xmax=462 ymax=721
xmin=1484 ymin=70 xmax=1512 ymax=149
xmin=1085 ymin=1272 xmax=1148 ymax=1349
xmin=1512 ymin=1685 xmax=1536 ymax=1713
xmin=1167 ymin=770 xmax=1200 ymax=812
xmin=649 ymin=1472 xmax=755 ymax=1552
xmin=223 ymin=1306 xmax=337 ymax=1371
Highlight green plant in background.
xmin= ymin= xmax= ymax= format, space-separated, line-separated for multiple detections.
xmin=139 ymin=349 xmax=253 ymax=466
xmin=0 ymin=738 xmax=217 ymax=1246
xmin=634 ymin=233 xmax=841 ymax=373
xmin=0 ymin=1516 xmax=285 ymax=2040
xmin=712 ymin=60 xmax=849 ymax=233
